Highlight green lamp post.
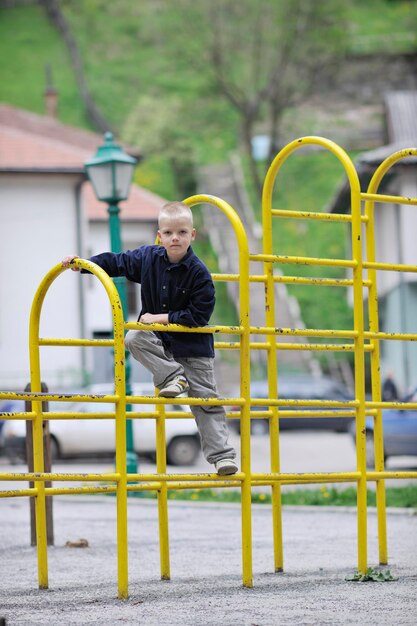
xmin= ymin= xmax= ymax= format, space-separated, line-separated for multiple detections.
xmin=85 ymin=131 xmax=138 ymax=475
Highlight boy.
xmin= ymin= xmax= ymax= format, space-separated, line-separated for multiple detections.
xmin=62 ymin=201 xmax=237 ymax=475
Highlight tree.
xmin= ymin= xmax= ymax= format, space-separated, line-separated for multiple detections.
xmin=122 ymin=94 xmax=197 ymax=198
xmin=170 ymin=0 xmax=350 ymax=195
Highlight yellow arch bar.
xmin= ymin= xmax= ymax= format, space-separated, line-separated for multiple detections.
xmin=28 ymin=258 xmax=129 ymax=598
xmin=261 ymin=136 xmax=367 ymax=575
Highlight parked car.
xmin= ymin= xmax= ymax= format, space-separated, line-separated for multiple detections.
xmin=1 ymin=394 xmax=201 ymax=466
xmin=349 ymin=389 xmax=417 ymax=468
xmin=0 ymin=400 xmax=26 ymax=455
xmin=230 ymin=375 xmax=354 ymax=435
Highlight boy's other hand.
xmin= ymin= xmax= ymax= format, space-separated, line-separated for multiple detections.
xmin=62 ymin=255 xmax=80 ymax=271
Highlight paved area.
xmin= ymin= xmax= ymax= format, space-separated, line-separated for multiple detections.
xmin=1 ymin=496 xmax=416 ymax=625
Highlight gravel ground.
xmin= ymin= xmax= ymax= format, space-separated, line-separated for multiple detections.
xmin=1 ymin=497 xmax=416 ymax=625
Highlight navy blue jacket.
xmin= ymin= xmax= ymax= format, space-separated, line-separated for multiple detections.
xmin=88 ymin=245 xmax=215 ymax=358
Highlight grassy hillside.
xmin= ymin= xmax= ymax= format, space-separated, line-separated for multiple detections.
xmin=1 ymin=1 xmax=415 ymax=138
xmin=0 ymin=5 xmax=85 ymax=127
xmin=1 ymin=0 xmax=416 ymax=369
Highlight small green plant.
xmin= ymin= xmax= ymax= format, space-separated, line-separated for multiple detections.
xmin=345 ymin=567 xmax=398 ymax=583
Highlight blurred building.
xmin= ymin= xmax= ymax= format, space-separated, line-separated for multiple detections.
xmin=0 ymin=103 xmax=165 ymax=389
xmin=329 ymin=91 xmax=417 ymax=392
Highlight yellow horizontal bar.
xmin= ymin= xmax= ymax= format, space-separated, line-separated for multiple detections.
xmin=273 ymin=275 xmax=369 ymax=287
xmin=254 ymin=477 xmax=358 ymax=486
xmin=167 ymin=481 xmax=241 ymax=490
xmin=363 ymin=261 xmax=417 ymax=273
xmin=44 ymin=486 xmax=118 ymax=496
xmin=0 ymin=412 xmax=36 ymax=420
xmin=128 ymin=472 xmax=245 ymax=482
xmin=250 ymin=326 xmax=358 ymax=339
xmin=212 ymin=273 xmax=265 ymax=283
xmin=214 ymin=341 xmax=244 ymax=349
xmin=39 ymin=338 xmax=114 ymax=347
xmin=124 ymin=322 xmax=243 ymax=335
xmin=128 ymin=483 xmax=163 ymax=491
xmin=250 ymin=399 xmax=358 ymax=408
xmin=366 ymin=471 xmax=417 ymax=480
xmin=126 ymin=395 xmax=244 ymax=407
xmin=230 ymin=409 xmax=376 ymax=418
xmin=366 ymin=401 xmax=417 ymax=410
xmin=214 ymin=341 xmax=372 ymax=352
xmin=0 ymin=472 xmax=120 ymax=482
xmin=42 ymin=483 xmax=165 ymax=496
xmin=0 ymin=392 xmax=118 ymax=403
xmin=270 ymin=342 xmax=370 ymax=352
xmin=277 ymin=410 xmax=355 ymax=418
xmin=364 ymin=331 xmax=417 ymax=341
xmin=250 ymin=253 xmax=356 ymax=269
xmin=212 ymin=273 xmax=370 ymax=288
xmin=0 ymin=392 xmax=243 ymax=408
xmin=361 ymin=192 xmax=417 ymax=206
xmin=0 ymin=489 xmax=38 ymax=498
xmin=10 ymin=410 xmax=195 ymax=420
xmin=271 ymin=209 xmax=360 ymax=223
xmin=253 ymin=472 xmax=361 ymax=482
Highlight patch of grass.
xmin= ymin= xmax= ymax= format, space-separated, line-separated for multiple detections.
xmin=0 ymin=5 xmax=88 ymax=128
xmin=140 ymin=483 xmax=417 ymax=508
xmin=346 ymin=567 xmax=398 ymax=582
xmin=347 ymin=0 xmax=417 ymax=54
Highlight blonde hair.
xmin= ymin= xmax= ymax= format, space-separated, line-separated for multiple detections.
xmin=158 ymin=201 xmax=193 ymax=227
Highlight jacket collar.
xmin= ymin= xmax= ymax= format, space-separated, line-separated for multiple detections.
xmin=158 ymin=245 xmax=195 ymax=269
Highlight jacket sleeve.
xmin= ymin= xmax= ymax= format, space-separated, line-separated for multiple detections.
xmin=85 ymin=248 xmax=143 ymax=282
xmin=168 ymin=270 xmax=215 ymax=327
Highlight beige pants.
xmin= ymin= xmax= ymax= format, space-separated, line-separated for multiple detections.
xmin=124 ymin=330 xmax=236 ymax=464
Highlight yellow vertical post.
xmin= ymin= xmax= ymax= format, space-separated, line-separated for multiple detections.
xmin=113 ymin=296 xmax=129 ymax=599
xmin=184 ymin=195 xmax=252 ymax=587
xmin=362 ymin=148 xmax=417 ymax=563
xmin=28 ymin=289 xmax=48 ymax=590
xmin=155 ymin=396 xmax=170 ymax=579
xmin=363 ymin=191 xmax=387 ymax=565
xmin=262 ymin=164 xmax=283 ymax=573
xmin=350 ymin=183 xmax=368 ymax=575
xmin=238 ymin=238 xmax=253 ymax=588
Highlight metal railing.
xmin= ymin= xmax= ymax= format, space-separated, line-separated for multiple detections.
xmin=1 ymin=139 xmax=416 ymax=599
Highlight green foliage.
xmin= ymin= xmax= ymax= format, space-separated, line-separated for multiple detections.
xmin=1 ymin=0 xmax=416 ymax=360
xmin=134 ymin=155 xmax=177 ymax=202
xmin=0 ymin=5 xmax=86 ymax=128
xmin=345 ymin=567 xmax=398 ymax=582
xmin=347 ymin=0 xmax=417 ymax=53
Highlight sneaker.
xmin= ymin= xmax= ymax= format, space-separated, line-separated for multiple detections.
xmin=158 ymin=376 xmax=189 ymax=398
xmin=215 ymin=458 xmax=238 ymax=476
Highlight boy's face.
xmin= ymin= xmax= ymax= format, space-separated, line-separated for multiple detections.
xmin=158 ymin=216 xmax=196 ymax=263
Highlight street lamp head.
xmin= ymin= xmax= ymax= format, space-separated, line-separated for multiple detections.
xmin=85 ymin=131 xmax=137 ymax=204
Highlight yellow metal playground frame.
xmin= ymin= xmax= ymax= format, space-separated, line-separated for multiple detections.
xmin=0 ymin=137 xmax=417 ymax=599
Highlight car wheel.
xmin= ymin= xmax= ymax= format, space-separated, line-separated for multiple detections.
xmin=48 ymin=436 xmax=60 ymax=461
xmin=166 ymin=436 xmax=200 ymax=466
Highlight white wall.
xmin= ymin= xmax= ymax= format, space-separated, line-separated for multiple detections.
xmin=399 ymin=173 xmax=417 ymax=277
xmin=373 ymin=172 xmax=417 ymax=297
xmin=84 ymin=219 xmax=157 ymax=333
xmin=0 ymin=174 xmax=85 ymax=390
